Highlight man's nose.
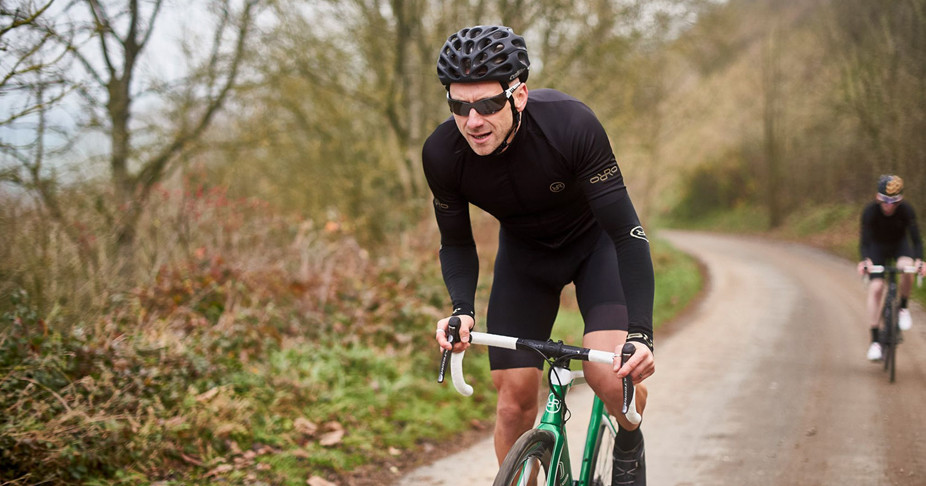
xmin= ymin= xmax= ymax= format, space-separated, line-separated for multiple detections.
xmin=465 ymin=109 xmax=485 ymax=127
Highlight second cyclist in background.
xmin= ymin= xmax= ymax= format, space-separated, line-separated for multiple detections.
xmin=857 ymin=175 xmax=925 ymax=361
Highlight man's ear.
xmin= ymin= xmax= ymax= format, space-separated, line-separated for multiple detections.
xmin=515 ymin=84 xmax=529 ymax=112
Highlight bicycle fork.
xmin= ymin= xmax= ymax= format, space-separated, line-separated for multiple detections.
xmin=537 ymin=366 xmax=576 ymax=486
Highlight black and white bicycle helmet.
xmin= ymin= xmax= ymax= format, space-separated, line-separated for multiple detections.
xmin=437 ymin=25 xmax=530 ymax=87
xmin=877 ymin=174 xmax=904 ymax=198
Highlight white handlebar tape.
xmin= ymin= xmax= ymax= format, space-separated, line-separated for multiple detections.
xmin=450 ymin=351 xmax=473 ymax=396
xmin=869 ymin=265 xmax=918 ymax=274
xmin=625 ymin=395 xmax=642 ymax=424
xmin=469 ymin=332 xmax=517 ymax=349
xmin=587 ymin=349 xmax=616 ymax=365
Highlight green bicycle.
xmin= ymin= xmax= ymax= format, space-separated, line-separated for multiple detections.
xmin=438 ymin=317 xmax=641 ymax=486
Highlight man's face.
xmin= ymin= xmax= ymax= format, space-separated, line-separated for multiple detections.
xmin=448 ymin=80 xmax=526 ymax=156
xmin=879 ymin=200 xmax=900 ymax=216
xmin=877 ymin=193 xmax=902 ymax=215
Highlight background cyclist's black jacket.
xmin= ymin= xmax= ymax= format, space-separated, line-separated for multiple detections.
xmin=859 ymin=201 xmax=924 ymax=260
xmin=422 ymin=89 xmax=655 ymax=345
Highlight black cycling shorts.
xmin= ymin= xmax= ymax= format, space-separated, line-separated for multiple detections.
xmin=486 ymin=227 xmax=629 ymax=370
xmin=868 ymin=239 xmax=915 ymax=279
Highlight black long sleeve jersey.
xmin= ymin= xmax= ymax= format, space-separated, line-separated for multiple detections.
xmin=422 ymin=89 xmax=655 ymax=346
xmin=859 ymin=201 xmax=924 ymax=261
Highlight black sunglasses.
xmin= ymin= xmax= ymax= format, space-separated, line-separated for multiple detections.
xmin=447 ymin=82 xmax=521 ymax=116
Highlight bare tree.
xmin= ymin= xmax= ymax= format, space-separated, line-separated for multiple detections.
xmin=3 ymin=0 xmax=259 ymax=275
xmin=761 ymin=22 xmax=784 ymax=228
xmin=0 ymin=1 xmax=70 ymax=182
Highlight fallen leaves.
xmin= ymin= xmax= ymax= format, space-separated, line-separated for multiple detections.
xmin=318 ymin=422 xmax=345 ymax=447
xmin=294 ymin=417 xmax=319 ymax=436
xmin=308 ymin=476 xmax=338 ymax=486
xmin=292 ymin=418 xmax=345 ymax=447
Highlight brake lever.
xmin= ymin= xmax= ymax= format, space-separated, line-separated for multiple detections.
xmin=620 ymin=342 xmax=636 ymax=415
xmin=437 ymin=316 xmax=462 ymax=383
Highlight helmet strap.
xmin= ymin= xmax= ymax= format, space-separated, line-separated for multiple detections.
xmin=491 ymin=81 xmax=521 ymax=156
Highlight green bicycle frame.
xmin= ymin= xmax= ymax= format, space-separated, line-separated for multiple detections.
xmin=535 ymin=366 xmax=618 ymax=486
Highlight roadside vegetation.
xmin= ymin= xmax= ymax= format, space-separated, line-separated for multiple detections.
xmin=0 ymin=185 xmax=700 ymax=484
xmin=3 ymin=0 xmax=924 ymax=484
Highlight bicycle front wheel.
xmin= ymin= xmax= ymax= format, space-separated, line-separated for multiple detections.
xmin=887 ymin=322 xmax=898 ymax=384
xmin=493 ymin=429 xmax=556 ymax=486
xmin=588 ymin=419 xmax=617 ymax=486
xmin=882 ymin=305 xmax=898 ymax=382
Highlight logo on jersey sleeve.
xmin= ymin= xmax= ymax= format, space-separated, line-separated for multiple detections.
xmin=433 ymin=198 xmax=449 ymax=210
xmin=549 ymin=182 xmax=566 ymax=193
xmin=589 ymin=164 xmax=620 ymax=184
xmin=630 ymin=225 xmax=648 ymax=242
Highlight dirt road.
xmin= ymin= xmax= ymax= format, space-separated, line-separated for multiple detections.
xmin=396 ymin=230 xmax=926 ymax=485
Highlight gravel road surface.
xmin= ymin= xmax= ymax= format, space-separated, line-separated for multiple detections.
xmin=396 ymin=231 xmax=926 ymax=485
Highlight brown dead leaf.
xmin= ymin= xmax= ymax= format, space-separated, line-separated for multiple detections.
xmin=226 ymin=440 xmax=243 ymax=455
xmin=196 ymin=387 xmax=220 ymax=402
xmin=319 ymin=428 xmax=344 ymax=446
xmin=294 ymin=417 xmax=319 ymax=436
xmin=255 ymin=444 xmax=276 ymax=455
xmin=205 ymin=464 xmax=234 ymax=478
xmin=291 ymin=449 xmax=311 ymax=459
xmin=317 ymin=421 xmax=345 ymax=446
xmin=180 ymin=453 xmax=203 ymax=466
xmin=308 ymin=476 xmax=338 ymax=486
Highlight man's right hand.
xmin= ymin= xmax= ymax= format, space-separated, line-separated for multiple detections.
xmin=435 ymin=315 xmax=475 ymax=352
xmin=857 ymin=258 xmax=873 ymax=276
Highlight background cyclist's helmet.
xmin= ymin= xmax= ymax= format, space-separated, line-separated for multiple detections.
xmin=877 ymin=174 xmax=904 ymax=203
xmin=437 ymin=25 xmax=530 ymax=87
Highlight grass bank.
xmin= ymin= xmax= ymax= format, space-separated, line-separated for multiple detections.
xmin=1 ymin=202 xmax=702 ymax=486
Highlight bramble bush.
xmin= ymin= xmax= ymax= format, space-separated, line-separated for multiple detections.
xmin=0 ymin=178 xmax=492 ymax=485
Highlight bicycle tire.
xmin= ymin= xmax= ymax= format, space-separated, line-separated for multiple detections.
xmin=881 ymin=322 xmax=890 ymax=373
xmin=888 ymin=307 xmax=899 ymax=383
xmin=888 ymin=339 xmax=896 ymax=382
xmin=880 ymin=302 xmax=892 ymax=372
xmin=588 ymin=419 xmax=617 ymax=486
xmin=493 ymin=429 xmax=556 ymax=486
xmin=880 ymin=301 xmax=898 ymax=382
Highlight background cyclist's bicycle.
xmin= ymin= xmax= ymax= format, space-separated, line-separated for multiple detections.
xmin=866 ymin=265 xmax=921 ymax=383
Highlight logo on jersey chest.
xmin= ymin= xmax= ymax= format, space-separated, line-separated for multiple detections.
xmin=549 ymin=182 xmax=566 ymax=193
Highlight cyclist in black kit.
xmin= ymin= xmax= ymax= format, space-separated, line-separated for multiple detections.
xmin=856 ymin=175 xmax=925 ymax=361
xmin=424 ymin=25 xmax=654 ymax=485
